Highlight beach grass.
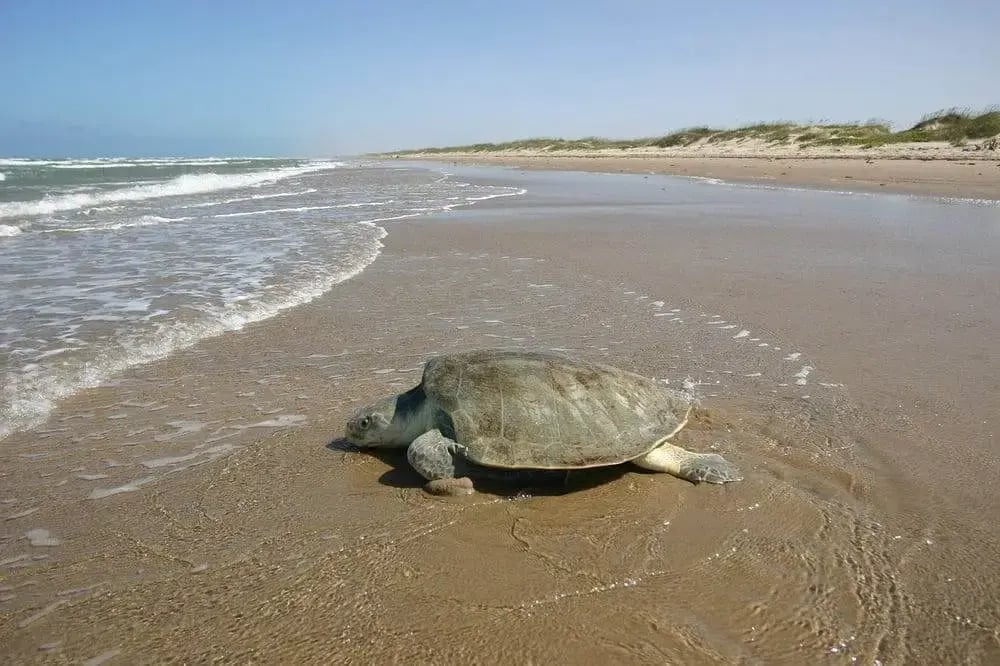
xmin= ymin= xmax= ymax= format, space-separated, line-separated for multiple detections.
xmin=873 ymin=107 xmax=1000 ymax=146
xmin=390 ymin=107 xmax=1000 ymax=154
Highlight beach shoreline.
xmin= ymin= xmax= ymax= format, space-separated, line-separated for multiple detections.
xmin=398 ymin=153 xmax=1000 ymax=200
xmin=1 ymin=164 xmax=998 ymax=663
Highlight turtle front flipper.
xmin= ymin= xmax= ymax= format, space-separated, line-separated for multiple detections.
xmin=633 ymin=443 xmax=743 ymax=484
xmin=407 ymin=430 xmax=475 ymax=495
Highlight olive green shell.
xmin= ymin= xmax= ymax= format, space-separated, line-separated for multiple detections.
xmin=420 ymin=350 xmax=691 ymax=469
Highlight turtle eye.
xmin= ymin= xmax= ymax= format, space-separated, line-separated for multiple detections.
xmin=359 ymin=416 xmax=371 ymax=429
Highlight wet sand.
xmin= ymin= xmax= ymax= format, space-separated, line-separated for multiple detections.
xmin=406 ymin=153 xmax=1000 ymax=200
xmin=1 ymin=166 xmax=999 ymax=663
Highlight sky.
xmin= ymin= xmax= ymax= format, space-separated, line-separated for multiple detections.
xmin=2 ymin=0 xmax=998 ymax=157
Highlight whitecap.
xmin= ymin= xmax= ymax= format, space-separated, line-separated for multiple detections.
xmin=0 ymin=162 xmax=343 ymax=219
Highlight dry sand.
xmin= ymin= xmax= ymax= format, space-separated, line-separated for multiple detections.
xmin=402 ymin=153 xmax=1000 ymax=200
xmin=1 ymin=166 xmax=999 ymax=664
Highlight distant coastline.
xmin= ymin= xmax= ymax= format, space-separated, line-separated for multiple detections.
xmin=377 ymin=109 xmax=1000 ymax=200
xmin=378 ymin=108 xmax=1000 ymax=162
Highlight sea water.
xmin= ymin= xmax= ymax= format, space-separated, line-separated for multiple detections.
xmin=0 ymin=157 xmax=522 ymax=437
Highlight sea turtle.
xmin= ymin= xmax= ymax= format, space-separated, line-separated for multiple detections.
xmin=345 ymin=349 xmax=742 ymax=495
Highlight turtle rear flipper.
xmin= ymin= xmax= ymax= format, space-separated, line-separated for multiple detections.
xmin=633 ymin=444 xmax=742 ymax=484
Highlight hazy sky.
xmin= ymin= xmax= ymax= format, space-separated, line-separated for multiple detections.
xmin=2 ymin=1 xmax=998 ymax=157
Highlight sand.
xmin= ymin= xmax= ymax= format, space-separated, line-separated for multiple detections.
xmin=401 ymin=153 xmax=1000 ymax=200
xmin=1 ymin=166 xmax=999 ymax=663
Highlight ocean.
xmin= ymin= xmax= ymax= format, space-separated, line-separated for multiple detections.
xmin=0 ymin=157 xmax=523 ymax=438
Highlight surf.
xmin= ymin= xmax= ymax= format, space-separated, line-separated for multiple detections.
xmin=0 ymin=161 xmax=342 ymax=219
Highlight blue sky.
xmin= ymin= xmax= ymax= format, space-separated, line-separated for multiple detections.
xmin=2 ymin=1 xmax=998 ymax=157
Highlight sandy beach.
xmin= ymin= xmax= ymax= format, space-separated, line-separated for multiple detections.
xmin=2 ymin=164 xmax=999 ymax=664
xmin=402 ymin=153 xmax=1000 ymax=201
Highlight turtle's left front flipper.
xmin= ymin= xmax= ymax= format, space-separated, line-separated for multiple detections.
xmin=407 ymin=429 xmax=476 ymax=495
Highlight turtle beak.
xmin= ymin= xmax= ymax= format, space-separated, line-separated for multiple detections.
xmin=344 ymin=421 xmax=364 ymax=446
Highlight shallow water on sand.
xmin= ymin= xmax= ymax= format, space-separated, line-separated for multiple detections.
xmin=1 ymin=164 xmax=998 ymax=663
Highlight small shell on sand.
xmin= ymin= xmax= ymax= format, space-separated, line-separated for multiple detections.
xmin=25 ymin=529 xmax=62 ymax=547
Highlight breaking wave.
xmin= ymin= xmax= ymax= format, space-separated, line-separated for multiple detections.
xmin=0 ymin=162 xmax=342 ymax=219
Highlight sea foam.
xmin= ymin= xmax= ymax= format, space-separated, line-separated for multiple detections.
xmin=180 ymin=188 xmax=319 ymax=208
xmin=210 ymin=201 xmax=390 ymax=218
xmin=40 ymin=215 xmax=196 ymax=234
xmin=0 ymin=222 xmax=387 ymax=439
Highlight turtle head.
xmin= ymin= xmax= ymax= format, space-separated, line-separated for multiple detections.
xmin=345 ymin=396 xmax=407 ymax=448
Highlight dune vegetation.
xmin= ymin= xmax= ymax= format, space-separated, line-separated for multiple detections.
xmin=393 ymin=107 xmax=1000 ymax=154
